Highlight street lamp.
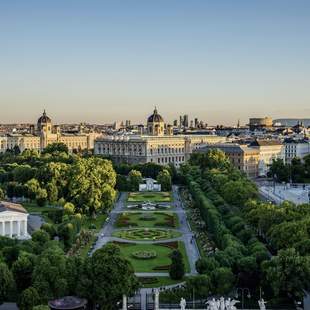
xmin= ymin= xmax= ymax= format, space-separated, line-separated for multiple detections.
xmin=235 ymin=288 xmax=251 ymax=309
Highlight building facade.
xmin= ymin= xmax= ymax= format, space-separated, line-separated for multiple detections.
xmin=0 ymin=111 xmax=98 ymax=153
xmin=196 ymin=143 xmax=260 ymax=178
xmin=283 ymin=139 xmax=310 ymax=164
xmin=0 ymin=202 xmax=29 ymax=239
xmin=249 ymin=140 xmax=283 ymax=176
xmin=249 ymin=117 xmax=273 ymax=130
xmin=94 ymin=109 xmax=227 ymax=166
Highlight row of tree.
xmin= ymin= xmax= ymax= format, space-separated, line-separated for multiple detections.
xmin=185 ymin=149 xmax=310 ymax=300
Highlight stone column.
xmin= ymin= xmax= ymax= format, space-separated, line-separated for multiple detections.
xmin=9 ymin=221 xmax=13 ymax=238
xmin=23 ymin=220 xmax=27 ymax=236
xmin=17 ymin=221 xmax=21 ymax=237
xmin=122 ymin=294 xmax=127 ymax=310
xmin=0 ymin=222 xmax=4 ymax=236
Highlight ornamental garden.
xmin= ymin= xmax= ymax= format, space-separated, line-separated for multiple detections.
xmin=109 ymin=190 xmax=190 ymax=286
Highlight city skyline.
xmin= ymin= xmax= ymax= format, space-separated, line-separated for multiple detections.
xmin=1 ymin=0 xmax=310 ymax=125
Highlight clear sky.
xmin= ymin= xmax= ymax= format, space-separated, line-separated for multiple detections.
xmin=0 ymin=0 xmax=309 ymax=125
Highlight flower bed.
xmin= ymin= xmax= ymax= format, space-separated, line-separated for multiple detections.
xmin=113 ymin=228 xmax=181 ymax=241
xmin=132 ymin=250 xmax=157 ymax=259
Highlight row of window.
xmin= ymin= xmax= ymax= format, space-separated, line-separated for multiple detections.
xmin=153 ymin=156 xmax=185 ymax=164
xmin=150 ymin=147 xmax=184 ymax=155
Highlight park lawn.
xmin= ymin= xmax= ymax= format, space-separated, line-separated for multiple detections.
xmin=127 ymin=192 xmax=172 ymax=203
xmin=81 ymin=214 xmax=107 ymax=232
xmin=113 ymin=242 xmax=190 ymax=273
xmin=115 ymin=212 xmax=179 ymax=228
xmin=138 ymin=276 xmax=185 ymax=288
xmin=23 ymin=202 xmax=59 ymax=214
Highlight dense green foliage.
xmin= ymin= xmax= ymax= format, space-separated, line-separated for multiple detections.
xmin=0 ymin=235 xmax=137 ymax=308
xmin=268 ymin=155 xmax=310 ymax=183
xmin=0 ymin=146 xmax=116 ymax=217
xmin=169 ymin=250 xmax=185 ymax=280
xmin=182 ymin=149 xmax=310 ymax=300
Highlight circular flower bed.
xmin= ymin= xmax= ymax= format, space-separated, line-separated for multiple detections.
xmin=131 ymin=250 xmax=157 ymax=259
xmin=113 ymin=228 xmax=181 ymax=241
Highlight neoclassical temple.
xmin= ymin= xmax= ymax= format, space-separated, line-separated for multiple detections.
xmin=95 ymin=108 xmax=227 ymax=166
xmin=0 ymin=201 xmax=29 ymax=239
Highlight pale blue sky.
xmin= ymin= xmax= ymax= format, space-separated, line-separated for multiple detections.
xmin=0 ymin=0 xmax=309 ymax=125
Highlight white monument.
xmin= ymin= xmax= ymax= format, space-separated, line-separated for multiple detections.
xmin=258 ymin=299 xmax=267 ymax=310
xmin=206 ymin=297 xmax=239 ymax=310
xmin=0 ymin=201 xmax=30 ymax=239
xmin=180 ymin=297 xmax=186 ymax=310
xmin=139 ymin=178 xmax=161 ymax=192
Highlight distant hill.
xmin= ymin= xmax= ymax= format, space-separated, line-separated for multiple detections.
xmin=274 ymin=118 xmax=310 ymax=127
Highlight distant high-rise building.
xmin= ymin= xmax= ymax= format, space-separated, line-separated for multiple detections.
xmin=194 ymin=118 xmax=198 ymax=128
xmin=125 ymin=120 xmax=131 ymax=127
xmin=179 ymin=115 xmax=183 ymax=128
xmin=190 ymin=120 xmax=194 ymax=128
xmin=183 ymin=114 xmax=189 ymax=127
xmin=173 ymin=119 xmax=178 ymax=127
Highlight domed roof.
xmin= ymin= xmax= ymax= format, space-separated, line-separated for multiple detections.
xmin=147 ymin=107 xmax=164 ymax=123
xmin=38 ymin=110 xmax=51 ymax=124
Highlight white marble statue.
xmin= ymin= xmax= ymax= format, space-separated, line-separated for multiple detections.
xmin=180 ymin=297 xmax=186 ymax=310
xmin=206 ymin=298 xmax=217 ymax=310
xmin=258 ymin=298 xmax=267 ymax=310
xmin=220 ymin=297 xmax=226 ymax=310
xmin=154 ymin=289 xmax=159 ymax=310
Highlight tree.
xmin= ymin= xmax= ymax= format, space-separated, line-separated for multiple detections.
xmin=157 ymin=169 xmax=172 ymax=191
xmin=32 ymin=247 xmax=68 ymax=302
xmin=262 ymin=248 xmax=310 ymax=298
xmin=12 ymin=254 xmax=36 ymax=292
xmin=268 ymin=159 xmax=290 ymax=182
xmin=69 ymin=158 xmax=116 ymax=216
xmin=0 ymin=262 xmax=14 ymax=305
xmin=291 ymin=158 xmax=305 ymax=183
xmin=211 ymin=267 xmax=235 ymax=295
xmin=64 ymin=202 xmax=75 ymax=215
xmin=186 ymin=275 xmax=212 ymax=297
xmin=42 ymin=143 xmax=69 ymax=155
xmin=189 ymin=150 xmax=231 ymax=170
xmin=221 ymin=180 xmax=258 ymax=207
xmin=169 ymin=250 xmax=185 ymax=280
xmin=18 ymin=287 xmax=41 ymax=310
xmin=78 ymin=244 xmax=138 ymax=309
xmin=32 ymin=230 xmax=50 ymax=252
xmin=36 ymin=188 xmax=48 ymax=207
xmin=128 ymin=170 xmax=143 ymax=191
xmin=46 ymin=182 xmax=58 ymax=204
xmin=196 ymin=257 xmax=219 ymax=274
xmin=0 ymin=188 xmax=4 ymax=200
xmin=13 ymin=165 xmax=36 ymax=183
xmin=25 ymin=178 xmax=40 ymax=200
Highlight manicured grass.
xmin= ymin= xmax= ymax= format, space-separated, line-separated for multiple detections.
xmin=138 ymin=276 xmax=185 ymax=288
xmin=127 ymin=192 xmax=172 ymax=203
xmin=112 ymin=228 xmax=181 ymax=241
xmin=81 ymin=214 xmax=107 ymax=232
xmin=112 ymin=241 xmax=190 ymax=273
xmin=23 ymin=202 xmax=59 ymax=214
xmin=115 ymin=212 xmax=179 ymax=228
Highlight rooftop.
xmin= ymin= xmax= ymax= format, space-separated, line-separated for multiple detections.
xmin=0 ymin=201 xmax=28 ymax=214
